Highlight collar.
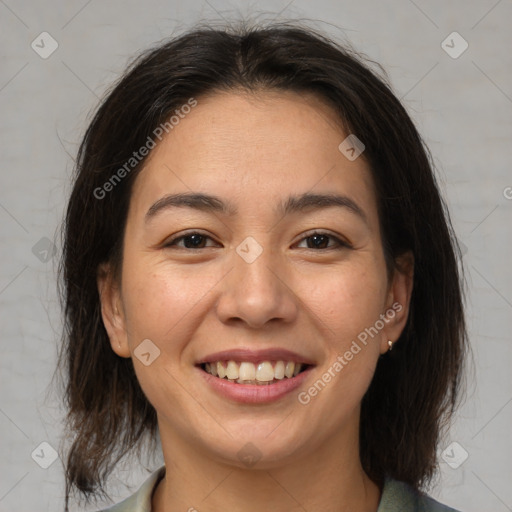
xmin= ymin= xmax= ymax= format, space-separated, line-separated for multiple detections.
xmin=100 ymin=466 xmax=459 ymax=511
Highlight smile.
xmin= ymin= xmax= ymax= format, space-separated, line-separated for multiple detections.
xmin=195 ymin=348 xmax=316 ymax=403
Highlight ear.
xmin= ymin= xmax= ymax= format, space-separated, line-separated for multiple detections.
xmin=97 ymin=262 xmax=131 ymax=358
xmin=380 ymin=251 xmax=414 ymax=354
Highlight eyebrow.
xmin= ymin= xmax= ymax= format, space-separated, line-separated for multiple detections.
xmin=145 ymin=191 xmax=368 ymax=225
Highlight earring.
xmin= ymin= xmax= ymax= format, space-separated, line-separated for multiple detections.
xmin=387 ymin=340 xmax=393 ymax=351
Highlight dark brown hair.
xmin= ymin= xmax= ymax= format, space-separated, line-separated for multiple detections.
xmin=55 ymin=19 xmax=468 ymax=510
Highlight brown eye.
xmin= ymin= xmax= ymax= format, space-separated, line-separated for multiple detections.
xmin=296 ymin=231 xmax=350 ymax=250
xmin=164 ymin=232 xmax=218 ymax=249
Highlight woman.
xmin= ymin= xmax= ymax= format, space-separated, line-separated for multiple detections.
xmin=57 ymin=20 xmax=467 ymax=512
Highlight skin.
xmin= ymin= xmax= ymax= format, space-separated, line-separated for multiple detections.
xmin=98 ymin=89 xmax=414 ymax=512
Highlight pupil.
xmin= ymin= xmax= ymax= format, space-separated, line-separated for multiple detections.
xmin=185 ymin=234 xmax=205 ymax=248
xmin=309 ymin=234 xmax=328 ymax=249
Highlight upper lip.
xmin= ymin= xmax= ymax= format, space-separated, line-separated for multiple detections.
xmin=196 ymin=348 xmax=316 ymax=366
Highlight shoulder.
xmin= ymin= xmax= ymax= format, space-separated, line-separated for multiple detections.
xmin=379 ymin=478 xmax=462 ymax=512
xmin=96 ymin=466 xmax=166 ymax=512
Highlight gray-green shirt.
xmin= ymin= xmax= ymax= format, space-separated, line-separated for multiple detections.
xmin=98 ymin=466 xmax=460 ymax=512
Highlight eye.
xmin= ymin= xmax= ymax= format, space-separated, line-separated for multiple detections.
xmin=295 ymin=231 xmax=351 ymax=250
xmin=163 ymin=230 xmax=351 ymax=251
xmin=163 ymin=231 xmax=218 ymax=249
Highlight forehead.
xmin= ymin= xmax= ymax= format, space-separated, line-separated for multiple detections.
xmin=129 ymin=89 xmax=378 ymax=224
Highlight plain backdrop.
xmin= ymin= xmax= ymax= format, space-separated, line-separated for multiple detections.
xmin=1 ymin=1 xmax=511 ymax=511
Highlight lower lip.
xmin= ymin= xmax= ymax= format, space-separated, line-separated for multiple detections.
xmin=197 ymin=366 xmax=314 ymax=404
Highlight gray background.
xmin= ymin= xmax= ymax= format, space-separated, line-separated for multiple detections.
xmin=1 ymin=0 xmax=511 ymax=511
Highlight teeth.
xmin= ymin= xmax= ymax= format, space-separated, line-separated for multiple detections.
xmin=217 ymin=362 xmax=226 ymax=379
xmin=274 ymin=361 xmax=285 ymax=379
xmin=226 ymin=360 xmax=239 ymax=380
xmin=239 ymin=362 xmax=256 ymax=380
xmin=203 ymin=360 xmax=305 ymax=383
xmin=285 ymin=362 xmax=295 ymax=378
xmin=256 ymin=361 xmax=274 ymax=381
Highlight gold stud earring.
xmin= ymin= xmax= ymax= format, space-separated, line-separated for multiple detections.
xmin=388 ymin=340 xmax=393 ymax=351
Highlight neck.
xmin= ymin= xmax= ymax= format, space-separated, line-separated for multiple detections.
xmin=152 ymin=421 xmax=381 ymax=512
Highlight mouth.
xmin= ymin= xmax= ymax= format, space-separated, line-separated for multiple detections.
xmin=195 ymin=348 xmax=316 ymax=403
xmin=198 ymin=360 xmax=313 ymax=385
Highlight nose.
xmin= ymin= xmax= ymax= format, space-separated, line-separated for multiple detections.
xmin=215 ymin=242 xmax=299 ymax=329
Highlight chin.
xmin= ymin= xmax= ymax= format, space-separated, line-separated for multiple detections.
xmin=196 ymin=425 xmax=309 ymax=469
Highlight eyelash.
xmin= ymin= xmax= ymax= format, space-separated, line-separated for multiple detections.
xmin=163 ymin=230 xmax=351 ymax=251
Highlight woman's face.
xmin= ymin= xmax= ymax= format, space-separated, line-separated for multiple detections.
xmin=99 ymin=90 xmax=412 ymax=468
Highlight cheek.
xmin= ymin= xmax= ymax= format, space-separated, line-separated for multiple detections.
xmin=120 ymin=262 xmax=202 ymax=349
xmin=297 ymin=261 xmax=387 ymax=396
xmin=119 ymin=266 xmax=207 ymax=413
xmin=295 ymin=268 xmax=386 ymax=431
xmin=298 ymin=262 xmax=387 ymax=341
